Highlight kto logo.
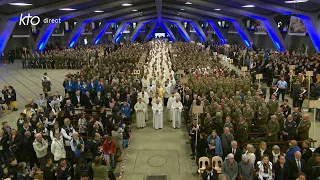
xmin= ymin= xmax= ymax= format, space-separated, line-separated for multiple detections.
xmin=19 ymin=13 xmax=61 ymax=25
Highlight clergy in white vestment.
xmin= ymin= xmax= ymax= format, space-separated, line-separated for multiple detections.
xmin=134 ymin=98 xmax=146 ymax=128
xmin=138 ymin=89 xmax=149 ymax=121
xmin=167 ymin=93 xmax=176 ymax=122
xmin=163 ymin=81 xmax=171 ymax=106
xmin=152 ymin=93 xmax=163 ymax=105
xmin=171 ymin=98 xmax=183 ymax=129
xmin=152 ymin=99 xmax=163 ymax=130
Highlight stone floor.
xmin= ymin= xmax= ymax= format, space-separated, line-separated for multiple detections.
xmin=0 ymin=60 xmax=319 ymax=180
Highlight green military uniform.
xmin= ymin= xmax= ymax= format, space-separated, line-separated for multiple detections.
xmin=258 ymin=106 xmax=269 ymax=126
xmin=243 ymin=107 xmax=254 ymax=126
xmin=268 ymin=99 xmax=279 ymax=115
xmin=292 ymin=112 xmax=302 ymax=125
xmin=237 ymin=121 xmax=248 ymax=143
xmin=266 ymin=120 xmax=280 ymax=142
xmin=223 ymin=106 xmax=232 ymax=121
xmin=203 ymin=116 xmax=214 ymax=134
xmin=297 ymin=120 xmax=311 ymax=140
xmin=223 ymin=122 xmax=234 ymax=134
xmin=214 ymin=110 xmax=223 ymax=134
xmin=274 ymin=112 xmax=285 ymax=131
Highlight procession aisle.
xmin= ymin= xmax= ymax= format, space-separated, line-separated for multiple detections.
xmin=120 ymin=108 xmax=197 ymax=180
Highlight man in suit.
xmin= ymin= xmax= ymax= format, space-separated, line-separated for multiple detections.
xmin=94 ymin=91 xmax=105 ymax=108
xmin=71 ymin=90 xmax=83 ymax=108
xmin=82 ymin=91 xmax=93 ymax=112
xmin=230 ymin=140 xmax=242 ymax=163
xmin=288 ymin=151 xmax=305 ymax=180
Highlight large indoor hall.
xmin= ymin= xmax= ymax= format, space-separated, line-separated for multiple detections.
xmin=0 ymin=0 xmax=320 ymax=180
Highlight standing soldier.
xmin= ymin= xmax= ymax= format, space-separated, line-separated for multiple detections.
xmin=223 ymin=116 xmax=234 ymax=134
xmin=274 ymin=107 xmax=285 ymax=133
xmin=237 ymin=116 xmax=248 ymax=143
xmin=266 ymin=115 xmax=280 ymax=142
xmin=292 ymin=107 xmax=302 ymax=125
xmin=214 ymin=105 xmax=223 ymax=134
xmin=296 ymin=114 xmax=311 ymax=140
xmin=268 ymin=94 xmax=279 ymax=115
xmin=21 ymin=53 xmax=27 ymax=68
xmin=282 ymin=115 xmax=297 ymax=141
xmin=203 ymin=113 xmax=213 ymax=134
xmin=232 ymin=104 xmax=242 ymax=126
xmin=292 ymin=78 xmax=301 ymax=108
xmin=242 ymin=103 xmax=254 ymax=126
xmin=258 ymin=102 xmax=269 ymax=126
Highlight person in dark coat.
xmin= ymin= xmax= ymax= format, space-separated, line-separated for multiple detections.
xmin=71 ymin=90 xmax=83 ymax=108
xmin=301 ymin=140 xmax=313 ymax=163
xmin=220 ymin=127 xmax=234 ymax=159
xmin=56 ymin=158 xmax=73 ymax=180
xmin=305 ymin=153 xmax=320 ymax=180
xmin=42 ymin=76 xmax=51 ymax=97
xmin=273 ymin=154 xmax=288 ymax=180
xmin=255 ymin=141 xmax=272 ymax=163
xmin=82 ymin=91 xmax=93 ymax=114
xmin=0 ymin=130 xmax=9 ymax=166
xmin=43 ymin=157 xmax=55 ymax=180
xmin=21 ymin=131 xmax=37 ymax=169
xmin=202 ymin=165 xmax=218 ymax=180
xmin=1 ymin=86 xmax=10 ymax=110
xmin=230 ymin=141 xmax=242 ymax=163
xmin=197 ymin=133 xmax=208 ymax=161
xmin=8 ymin=86 xmax=18 ymax=111
xmin=288 ymin=151 xmax=306 ymax=180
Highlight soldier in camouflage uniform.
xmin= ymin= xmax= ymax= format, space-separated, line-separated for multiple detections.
xmin=203 ymin=113 xmax=214 ymax=134
xmin=274 ymin=107 xmax=285 ymax=133
xmin=214 ymin=105 xmax=224 ymax=134
xmin=237 ymin=116 xmax=248 ymax=143
xmin=243 ymin=103 xmax=254 ymax=126
xmin=268 ymin=94 xmax=279 ymax=115
xmin=291 ymin=107 xmax=302 ymax=125
xmin=296 ymin=114 xmax=311 ymax=140
xmin=223 ymin=116 xmax=234 ymax=134
xmin=258 ymin=102 xmax=269 ymax=126
xmin=266 ymin=115 xmax=280 ymax=142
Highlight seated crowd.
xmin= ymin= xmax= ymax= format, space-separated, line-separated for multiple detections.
xmin=0 ymin=41 xmax=319 ymax=180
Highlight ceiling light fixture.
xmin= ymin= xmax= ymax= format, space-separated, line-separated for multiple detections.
xmin=122 ymin=3 xmax=132 ymax=6
xmin=185 ymin=2 xmax=192 ymax=4
xmin=285 ymin=0 xmax=308 ymax=3
xmin=180 ymin=8 xmax=184 ymax=10
xmin=214 ymin=8 xmax=221 ymax=10
xmin=132 ymin=9 xmax=138 ymax=11
xmin=9 ymin=2 xmax=33 ymax=6
xmin=59 ymin=8 xmax=76 ymax=11
xmin=242 ymin=5 xmax=255 ymax=7
xmin=94 ymin=10 xmax=104 ymax=12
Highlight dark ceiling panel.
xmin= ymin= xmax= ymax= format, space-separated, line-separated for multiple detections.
xmin=260 ymin=0 xmax=320 ymax=12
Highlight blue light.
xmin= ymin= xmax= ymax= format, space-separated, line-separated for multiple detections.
xmin=262 ymin=20 xmax=284 ymax=51
xmin=131 ymin=21 xmax=148 ymax=42
xmin=207 ymin=21 xmax=226 ymax=44
xmin=301 ymin=18 xmax=320 ymax=53
xmin=68 ymin=22 xmax=86 ymax=48
xmin=69 ymin=41 xmax=75 ymax=48
xmin=0 ymin=20 xmax=17 ymax=52
xmin=37 ymin=22 xmax=56 ymax=52
xmin=160 ymin=22 xmax=175 ymax=42
xmin=189 ymin=22 xmax=205 ymax=42
xmin=146 ymin=23 xmax=158 ymax=41
xmin=114 ymin=22 xmax=129 ymax=44
xmin=171 ymin=21 xmax=190 ymax=42
xmin=232 ymin=21 xmax=251 ymax=47
xmin=94 ymin=21 xmax=114 ymax=45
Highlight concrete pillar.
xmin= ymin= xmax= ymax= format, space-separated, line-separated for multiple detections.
xmin=0 ymin=20 xmax=17 ymax=53
xmin=232 ymin=19 xmax=252 ymax=47
xmin=263 ymin=18 xmax=285 ymax=51
xmin=33 ymin=23 xmax=57 ymax=52
xmin=191 ymin=21 xmax=206 ymax=42
xmin=161 ymin=22 xmax=176 ymax=42
xmin=207 ymin=20 xmax=226 ymax=44
xmin=113 ymin=22 xmax=128 ymax=43
xmin=174 ymin=21 xmax=190 ymax=42
xmin=302 ymin=16 xmax=320 ymax=53
xmin=145 ymin=22 xmax=157 ymax=41
xmin=93 ymin=21 xmax=113 ymax=44
xmin=130 ymin=21 xmax=146 ymax=42
xmin=67 ymin=22 xmax=87 ymax=47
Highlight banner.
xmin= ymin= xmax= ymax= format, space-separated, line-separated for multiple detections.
xmin=288 ymin=16 xmax=307 ymax=36
xmin=82 ymin=23 xmax=92 ymax=35
xmin=253 ymin=20 xmax=267 ymax=35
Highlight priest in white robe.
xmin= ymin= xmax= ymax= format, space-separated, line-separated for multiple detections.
xmin=134 ymin=98 xmax=146 ymax=128
xmin=171 ymin=98 xmax=183 ymax=129
xmin=152 ymin=99 xmax=163 ymax=130
xmin=138 ymin=89 xmax=149 ymax=121
xmin=167 ymin=93 xmax=176 ymax=122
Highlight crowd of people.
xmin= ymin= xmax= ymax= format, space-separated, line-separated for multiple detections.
xmin=0 ymin=40 xmax=319 ymax=180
